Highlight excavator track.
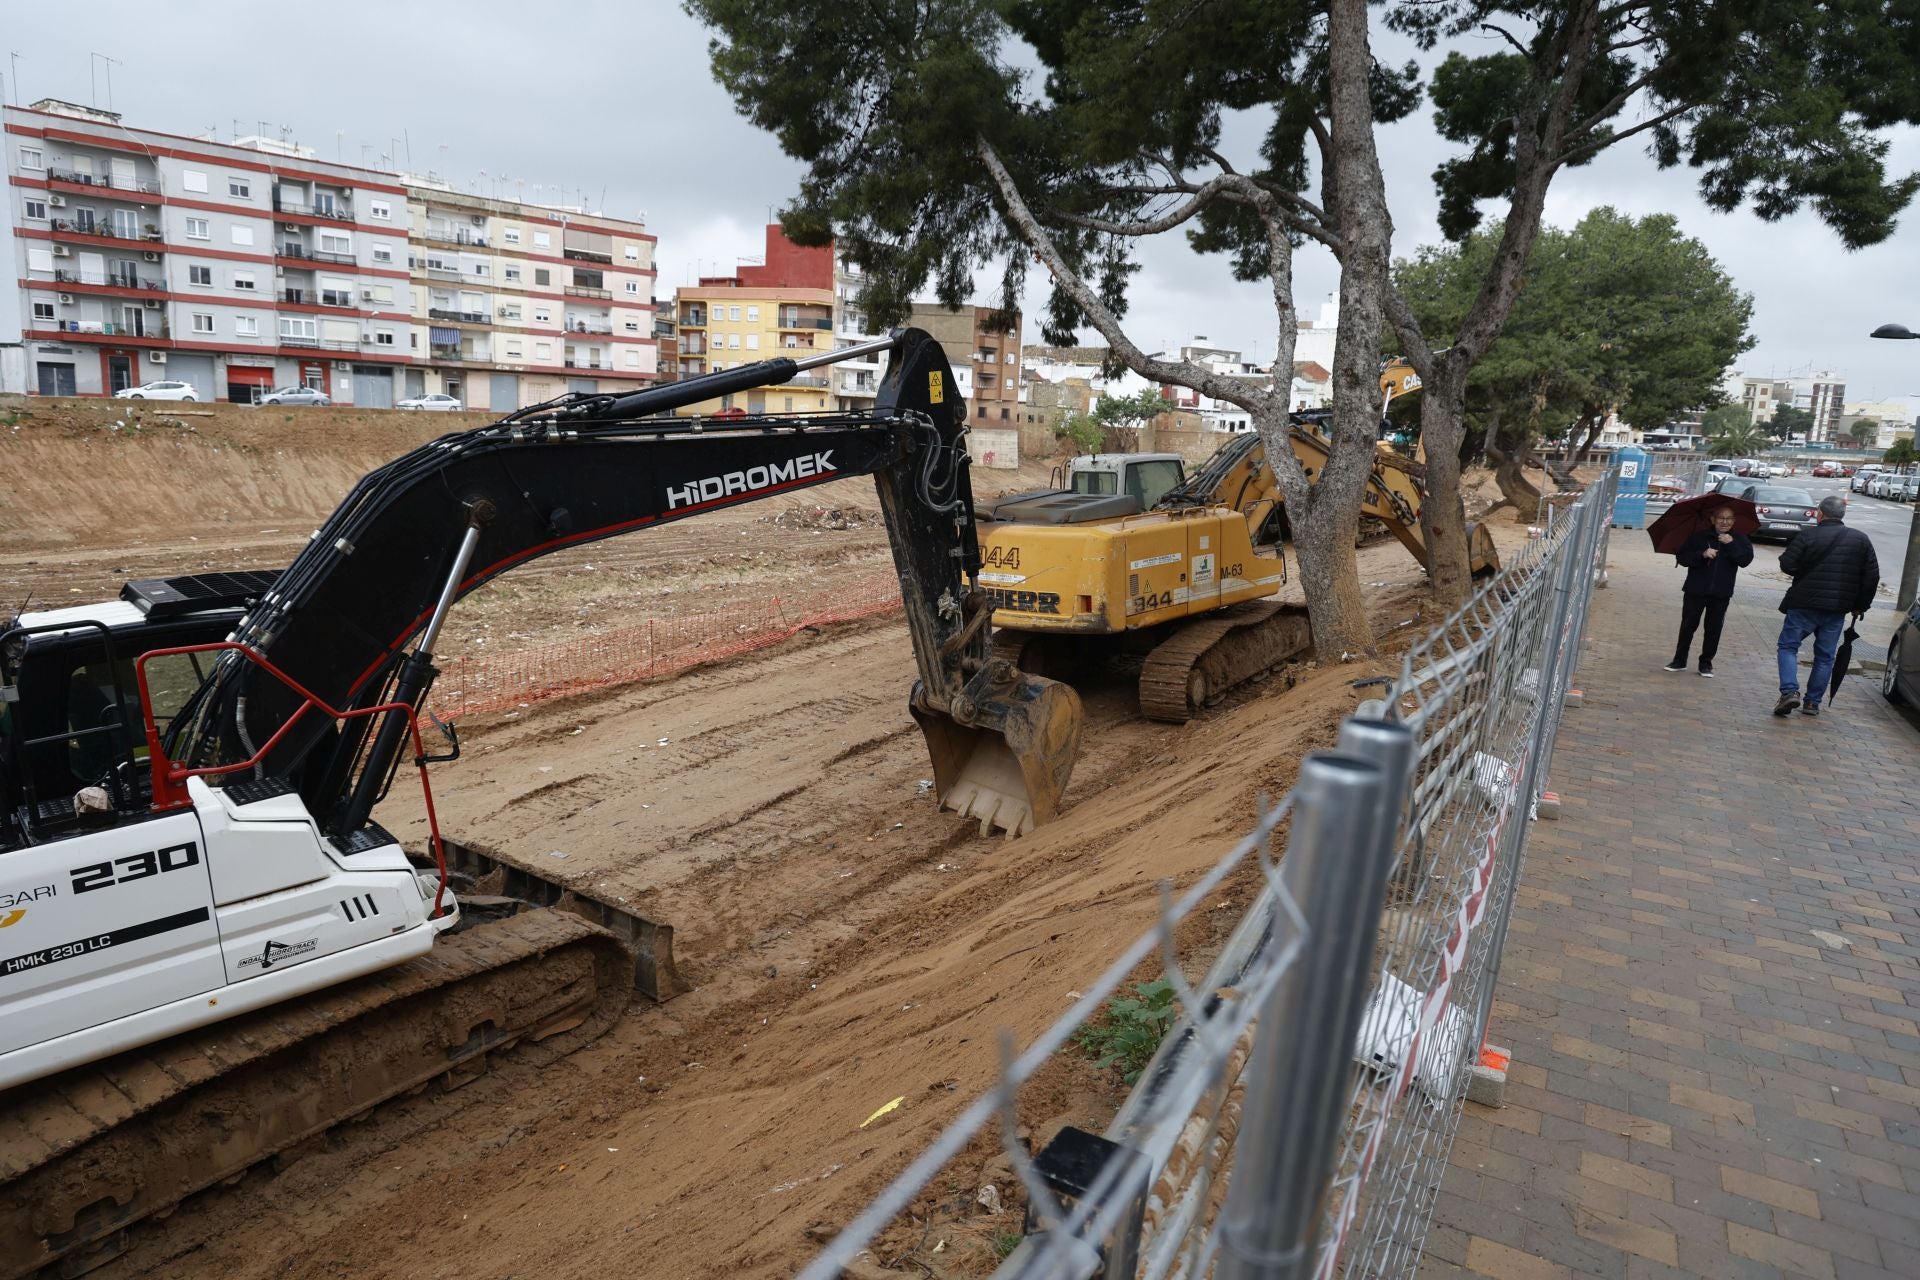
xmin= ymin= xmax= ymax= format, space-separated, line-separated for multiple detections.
xmin=0 ymin=909 xmax=635 ymax=1280
xmin=1137 ymin=600 xmax=1314 ymax=723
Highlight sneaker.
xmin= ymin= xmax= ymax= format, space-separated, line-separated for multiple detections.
xmin=1699 ymin=665 xmax=1715 ymax=678
xmin=1802 ymin=703 xmax=1821 ymax=717
xmin=1664 ymin=661 xmax=1687 ymax=672
xmin=1774 ymin=691 xmax=1801 ymax=717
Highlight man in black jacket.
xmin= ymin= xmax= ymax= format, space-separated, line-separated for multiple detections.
xmin=1775 ymin=496 xmax=1880 ymax=717
xmin=1666 ymin=505 xmax=1754 ymax=676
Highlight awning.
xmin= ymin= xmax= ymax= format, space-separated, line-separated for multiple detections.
xmin=429 ymin=326 xmax=460 ymax=344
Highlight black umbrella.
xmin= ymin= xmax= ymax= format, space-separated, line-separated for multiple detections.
xmin=1829 ymin=620 xmax=1862 ymax=704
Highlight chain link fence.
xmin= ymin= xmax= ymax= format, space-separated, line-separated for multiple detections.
xmin=800 ymin=466 xmax=1619 ymax=1280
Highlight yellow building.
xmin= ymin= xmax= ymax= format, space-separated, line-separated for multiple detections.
xmin=673 ymin=285 xmax=834 ymax=415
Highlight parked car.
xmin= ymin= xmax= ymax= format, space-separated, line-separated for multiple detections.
xmin=1851 ymin=466 xmax=1884 ymax=493
xmin=258 ymin=386 xmax=331 ymax=407
xmin=1812 ymin=461 xmax=1843 ymax=478
xmin=1883 ymin=604 xmax=1920 ymax=708
xmin=1712 ymin=474 xmax=1757 ymax=499
xmin=396 ymin=393 xmax=464 ymax=412
xmin=1745 ymin=485 xmax=1819 ymax=541
xmin=1765 ymin=462 xmax=1791 ymax=478
xmin=1704 ymin=461 xmax=1734 ymax=477
xmin=1897 ymin=475 xmax=1920 ymax=502
xmin=113 ymin=380 xmax=197 ymax=402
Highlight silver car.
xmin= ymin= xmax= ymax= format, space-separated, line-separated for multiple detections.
xmin=259 ymin=386 xmax=331 ymax=407
xmin=1743 ymin=485 xmax=1818 ymax=541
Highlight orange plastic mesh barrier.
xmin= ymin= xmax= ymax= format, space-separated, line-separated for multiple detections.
xmin=430 ymin=571 xmax=904 ymax=719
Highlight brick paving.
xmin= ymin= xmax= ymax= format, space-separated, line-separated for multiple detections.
xmin=1420 ymin=529 xmax=1920 ymax=1280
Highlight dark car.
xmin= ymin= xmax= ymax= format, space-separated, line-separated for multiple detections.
xmin=1884 ymin=606 xmax=1920 ymax=708
xmin=1744 ymin=485 xmax=1818 ymax=541
xmin=1710 ymin=474 xmax=1756 ymax=499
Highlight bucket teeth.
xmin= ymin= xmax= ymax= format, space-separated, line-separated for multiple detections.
xmin=908 ymin=668 xmax=1082 ymax=840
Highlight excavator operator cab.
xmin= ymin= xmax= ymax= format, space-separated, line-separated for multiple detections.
xmin=1065 ymin=453 xmax=1188 ymax=511
xmin=0 ymin=571 xmax=276 ymax=850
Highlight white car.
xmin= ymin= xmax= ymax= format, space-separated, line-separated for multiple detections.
xmin=396 ymin=392 xmax=463 ymax=412
xmin=259 ymin=386 xmax=331 ymax=407
xmin=113 ymin=380 xmax=197 ymax=401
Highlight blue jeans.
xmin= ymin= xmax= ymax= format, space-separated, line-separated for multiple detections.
xmin=1778 ymin=608 xmax=1846 ymax=704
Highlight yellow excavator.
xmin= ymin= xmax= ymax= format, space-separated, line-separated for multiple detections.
xmin=975 ymin=410 xmax=1498 ymax=721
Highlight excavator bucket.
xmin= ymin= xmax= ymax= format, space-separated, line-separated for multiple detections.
xmin=910 ymin=663 xmax=1083 ymax=838
xmin=1466 ymin=520 xmax=1502 ymax=577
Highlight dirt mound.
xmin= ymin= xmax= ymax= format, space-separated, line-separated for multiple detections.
xmin=763 ymin=503 xmax=876 ymax=531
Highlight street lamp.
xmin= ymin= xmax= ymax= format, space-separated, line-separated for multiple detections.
xmin=1871 ymin=322 xmax=1920 ymax=609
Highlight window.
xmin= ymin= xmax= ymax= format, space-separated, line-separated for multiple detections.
xmin=318 ymin=232 xmax=351 ymax=254
xmin=784 ymin=397 xmax=795 ymax=412
xmin=375 ymin=329 xmax=395 ymax=346
xmin=191 ymin=312 xmax=214 ymax=334
xmin=729 ymin=305 xmax=741 ymax=321
xmin=19 ymin=146 xmax=43 ymax=170
xmin=368 ymin=284 xmax=393 ymax=305
xmin=189 ymin=265 xmax=213 ymax=286
xmin=624 ymin=245 xmax=640 ymax=261
xmin=534 ymin=268 xmax=551 ymax=286
xmin=228 ymin=177 xmax=251 ymax=199
xmin=230 ymin=225 xmax=255 ymax=246
xmin=728 ymin=334 xmax=741 ymax=349
xmin=236 ymin=315 xmax=259 ymax=336
xmin=499 ymin=304 xmax=522 ymax=321
xmin=535 ymin=341 xmax=552 ymax=359
xmin=370 ymin=200 xmax=391 ymax=221
xmin=533 ymin=231 xmax=551 ymax=249
xmin=372 ymin=245 xmax=394 ymax=264
xmin=745 ymin=334 xmax=759 ymax=350
xmin=24 ymin=198 xmax=46 ymax=220
xmin=280 ymin=316 xmax=317 ymax=340
xmin=533 ymin=307 xmax=552 ymax=322
xmin=573 ymin=269 xmax=604 ymax=289
xmin=471 ymin=262 xmax=489 ymax=277
xmin=185 ymin=217 xmax=210 ymax=240
xmin=506 ymin=342 xmax=523 ymax=358
xmin=1001 ymin=407 xmax=1011 ymax=420
xmin=504 ymin=228 xmax=521 ymax=244
xmin=746 ymin=305 xmax=760 ymax=321
xmin=626 ymin=280 xmax=641 ymax=295
xmin=624 ymin=320 xmax=639 ymax=333
xmin=232 ymin=271 xmax=256 ymax=290
xmin=32 ymin=301 xmax=54 ymax=321
xmin=626 ymin=350 xmax=640 ymax=368
xmin=505 ymin=265 xmax=522 ymax=282
xmin=27 ymin=247 xmax=52 ymax=273
xmin=182 ymin=169 xmax=208 ymax=192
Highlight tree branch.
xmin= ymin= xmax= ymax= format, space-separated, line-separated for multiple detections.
xmin=1561 ymin=70 xmax=1656 ymax=146
xmin=1480 ymin=21 xmax=1531 ymax=57
xmin=1557 ymin=102 xmax=1692 ymax=167
xmin=975 ymin=138 xmax=1278 ymax=415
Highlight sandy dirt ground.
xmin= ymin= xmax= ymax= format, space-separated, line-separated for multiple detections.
xmin=0 ymin=399 xmax=1537 ymax=1279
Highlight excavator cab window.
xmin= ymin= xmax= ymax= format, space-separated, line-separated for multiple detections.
xmin=1071 ymin=469 xmax=1119 ymax=497
xmin=1124 ymin=460 xmax=1185 ymax=510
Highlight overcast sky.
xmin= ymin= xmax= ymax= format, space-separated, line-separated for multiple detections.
xmin=11 ymin=2 xmax=1920 ymax=417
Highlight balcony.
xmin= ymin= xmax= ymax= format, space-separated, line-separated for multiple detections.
xmin=563 ymin=248 xmax=613 ymax=265
xmin=840 ymin=373 xmax=876 ymax=394
xmin=319 ymin=291 xmax=356 ymax=309
xmin=418 ymin=226 xmax=489 ymax=248
xmin=278 ymin=244 xmax=356 ymax=266
xmin=679 ymin=338 xmax=706 ymax=355
xmin=778 ymin=315 xmax=833 ymax=331
xmin=49 ymin=317 xmax=168 ymax=339
xmin=47 ymin=169 xmax=162 ymax=203
xmin=564 ymin=285 xmax=611 ymax=300
xmin=779 ymin=374 xmax=830 ymax=389
xmin=53 ymin=269 xmax=165 ymax=293
xmin=679 ymin=311 xmax=707 ymax=327
xmin=281 ymin=334 xmax=361 ymax=351
xmin=50 ymin=219 xmax=164 ymax=245
xmin=563 ymin=360 xmax=609 ymax=371
xmin=273 ymin=196 xmax=354 ymax=221
xmin=566 ymin=320 xmax=614 ymax=335
xmin=429 ymin=308 xmax=493 ymax=325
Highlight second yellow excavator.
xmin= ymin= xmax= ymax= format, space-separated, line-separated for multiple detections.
xmin=976 ymin=414 xmax=1499 ymax=721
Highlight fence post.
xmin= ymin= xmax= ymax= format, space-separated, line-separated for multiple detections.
xmin=1215 ymin=747 xmax=1404 ymax=1280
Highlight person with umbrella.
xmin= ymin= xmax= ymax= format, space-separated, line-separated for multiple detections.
xmin=1774 ymin=495 xmax=1880 ymax=717
xmin=1652 ymin=496 xmax=1757 ymax=676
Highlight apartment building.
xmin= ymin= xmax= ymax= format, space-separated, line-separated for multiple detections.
xmin=404 ymin=185 xmax=655 ymax=411
xmin=2 ymin=99 xmax=657 ymax=409
xmin=3 ymin=99 xmax=416 ymax=403
xmin=902 ymin=303 xmax=1022 ymax=427
xmin=670 ymin=225 xmax=834 ymax=415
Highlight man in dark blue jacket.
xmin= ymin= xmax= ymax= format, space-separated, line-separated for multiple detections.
xmin=1666 ymin=505 xmax=1753 ymax=676
xmin=1775 ymin=496 xmax=1880 ymax=717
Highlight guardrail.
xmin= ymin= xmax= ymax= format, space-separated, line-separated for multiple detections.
xmin=797 ymin=469 xmax=1619 ymax=1280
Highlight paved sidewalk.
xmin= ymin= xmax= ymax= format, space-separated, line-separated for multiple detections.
xmin=1420 ymin=530 xmax=1920 ymax=1280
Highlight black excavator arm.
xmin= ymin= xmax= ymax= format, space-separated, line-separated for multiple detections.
xmin=165 ymin=329 xmax=1080 ymax=838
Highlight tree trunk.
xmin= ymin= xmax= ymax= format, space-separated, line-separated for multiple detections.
xmin=1416 ymin=367 xmax=1476 ymax=606
xmin=1572 ymin=409 xmax=1605 ymax=463
xmin=1484 ymin=434 xmax=1544 ymax=523
xmin=1300 ymin=0 xmax=1398 ymax=657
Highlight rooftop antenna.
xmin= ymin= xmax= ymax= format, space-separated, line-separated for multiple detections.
xmin=403 ymin=128 xmax=411 ymax=167
xmin=9 ymin=52 xmax=21 ymax=107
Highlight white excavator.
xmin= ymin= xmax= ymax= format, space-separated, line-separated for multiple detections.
xmin=0 ymin=329 xmax=1082 ymax=1277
